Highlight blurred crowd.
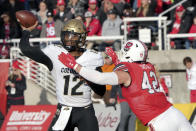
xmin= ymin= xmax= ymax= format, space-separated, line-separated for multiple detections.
xmin=0 ymin=0 xmax=196 ymax=59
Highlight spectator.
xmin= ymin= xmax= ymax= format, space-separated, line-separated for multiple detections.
xmin=54 ymin=0 xmax=70 ymax=22
xmin=0 ymin=0 xmax=24 ymax=22
xmin=110 ymin=85 xmax=136 ymax=131
xmin=84 ymin=11 xmax=101 ymax=36
xmin=120 ymin=4 xmax=136 ymax=39
xmin=136 ymin=0 xmax=157 ymax=17
xmin=185 ymin=15 xmax=196 ymax=49
xmin=88 ymin=0 xmax=99 ymax=16
xmin=40 ymin=11 xmax=63 ymax=40
xmin=5 ymin=60 xmax=26 ymax=111
xmin=96 ymin=0 xmax=115 ymax=25
xmin=45 ymin=0 xmax=58 ymax=11
xmin=0 ymin=12 xmax=20 ymax=59
xmin=121 ymin=4 xmax=134 ymax=19
xmin=100 ymin=8 xmax=122 ymax=51
xmin=84 ymin=11 xmax=102 ymax=49
xmin=169 ymin=5 xmax=192 ymax=49
xmin=110 ymin=0 xmax=126 ymax=16
xmin=0 ymin=12 xmax=20 ymax=39
xmin=183 ymin=56 xmax=196 ymax=103
xmin=36 ymin=1 xmax=48 ymax=25
xmin=135 ymin=0 xmax=157 ymax=42
xmin=66 ymin=0 xmax=85 ymax=20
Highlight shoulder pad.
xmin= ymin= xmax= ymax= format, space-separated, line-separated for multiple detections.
xmin=76 ymin=50 xmax=104 ymax=69
xmin=41 ymin=44 xmax=68 ymax=54
xmin=89 ymin=49 xmax=99 ymax=54
xmin=114 ymin=63 xmax=128 ymax=72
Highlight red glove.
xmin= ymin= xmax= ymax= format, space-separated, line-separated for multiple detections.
xmin=105 ymin=47 xmax=120 ymax=65
xmin=58 ymin=52 xmax=78 ymax=69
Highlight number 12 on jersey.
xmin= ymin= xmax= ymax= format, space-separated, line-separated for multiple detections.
xmin=64 ymin=75 xmax=84 ymax=95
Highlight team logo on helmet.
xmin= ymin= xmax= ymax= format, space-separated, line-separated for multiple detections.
xmin=121 ymin=39 xmax=148 ymax=62
xmin=124 ymin=42 xmax=133 ymax=52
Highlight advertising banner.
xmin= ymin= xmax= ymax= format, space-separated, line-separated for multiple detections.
xmin=94 ymin=104 xmax=120 ymax=131
xmin=1 ymin=105 xmax=56 ymax=131
xmin=0 ymin=60 xmax=10 ymax=116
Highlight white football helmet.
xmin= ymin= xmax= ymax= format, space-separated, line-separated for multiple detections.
xmin=120 ymin=39 xmax=148 ymax=62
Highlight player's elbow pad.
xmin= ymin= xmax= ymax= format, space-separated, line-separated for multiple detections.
xmin=80 ymin=67 xmax=118 ymax=85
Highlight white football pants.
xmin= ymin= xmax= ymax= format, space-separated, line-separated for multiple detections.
xmin=148 ymin=106 xmax=195 ymax=131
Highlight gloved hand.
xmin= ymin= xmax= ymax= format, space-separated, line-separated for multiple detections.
xmin=58 ymin=52 xmax=78 ymax=69
xmin=105 ymin=47 xmax=120 ymax=65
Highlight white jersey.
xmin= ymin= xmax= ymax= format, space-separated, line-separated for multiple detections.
xmin=186 ymin=63 xmax=196 ymax=90
xmin=42 ymin=45 xmax=104 ymax=107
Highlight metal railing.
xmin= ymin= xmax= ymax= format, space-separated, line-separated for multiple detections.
xmin=10 ymin=47 xmax=56 ymax=95
xmin=123 ymin=17 xmax=168 ymax=50
xmin=0 ymin=36 xmax=124 ymax=47
xmin=0 ymin=16 xmax=180 ymax=93
xmin=159 ymin=0 xmax=188 ymax=17
xmin=166 ymin=33 xmax=196 ymax=50
xmin=0 ymin=16 xmax=169 ymax=51
xmin=8 ymin=36 xmax=124 ymax=95
xmin=7 ymin=32 xmax=196 ymax=95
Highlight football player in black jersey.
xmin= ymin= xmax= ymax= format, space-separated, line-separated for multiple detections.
xmin=19 ymin=19 xmax=106 ymax=131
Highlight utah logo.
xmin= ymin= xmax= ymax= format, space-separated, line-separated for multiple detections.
xmin=124 ymin=42 xmax=133 ymax=52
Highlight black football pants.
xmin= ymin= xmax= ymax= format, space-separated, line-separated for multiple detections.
xmin=48 ymin=103 xmax=99 ymax=131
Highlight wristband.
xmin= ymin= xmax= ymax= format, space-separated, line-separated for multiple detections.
xmin=73 ymin=64 xmax=79 ymax=70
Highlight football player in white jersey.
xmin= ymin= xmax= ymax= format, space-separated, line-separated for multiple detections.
xmin=19 ymin=19 xmax=106 ymax=131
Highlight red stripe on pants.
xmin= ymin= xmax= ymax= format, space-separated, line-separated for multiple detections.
xmin=190 ymin=90 xmax=196 ymax=103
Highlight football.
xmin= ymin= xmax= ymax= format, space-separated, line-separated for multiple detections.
xmin=16 ymin=10 xmax=37 ymax=28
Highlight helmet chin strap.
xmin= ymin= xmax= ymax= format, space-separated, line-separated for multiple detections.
xmin=63 ymin=38 xmax=86 ymax=52
xmin=63 ymin=45 xmax=86 ymax=52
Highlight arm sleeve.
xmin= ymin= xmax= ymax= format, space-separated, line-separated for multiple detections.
xmin=19 ymin=30 xmax=53 ymax=71
xmin=79 ymin=67 xmax=119 ymax=85
xmin=86 ymin=67 xmax=106 ymax=97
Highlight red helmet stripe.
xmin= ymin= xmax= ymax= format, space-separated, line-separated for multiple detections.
xmin=139 ymin=40 xmax=148 ymax=61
